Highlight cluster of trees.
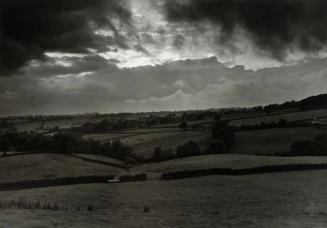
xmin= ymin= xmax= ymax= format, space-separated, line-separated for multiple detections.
xmin=0 ymin=132 xmax=135 ymax=161
xmin=153 ymin=116 xmax=236 ymax=162
xmin=144 ymin=114 xmax=179 ymax=126
xmin=71 ymin=119 xmax=132 ymax=133
xmin=237 ymin=119 xmax=290 ymax=131
xmin=210 ymin=116 xmax=235 ymax=151
xmin=222 ymin=101 xmax=298 ymax=116
xmin=289 ymin=133 xmax=327 ymax=156
xmin=153 ymin=140 xmax=202 ymax=162
xmin=181 ymin=111 xmax=217 ymax=122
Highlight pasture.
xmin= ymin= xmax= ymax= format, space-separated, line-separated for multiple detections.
xmin=1 ymin=107 xmax=327 ymax=227
xmin=83 ymin=129 xmax=211 ymax=159
xmin=1 ymin=170 xmax=327 ymax=227
xmin=130 ymin=130 xmax=210 ymax=159
xmin=132 ymin=154 xmax=327 ymax=174
xmin=0 ymin=153 xmax=124 ymax=183
xmin=232 ymin=127 xmax=326 ymax=155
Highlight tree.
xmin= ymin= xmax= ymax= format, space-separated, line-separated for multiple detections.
xmin=52 ymin=133 xmax=77 ymax=154
xmin=314 ymin=133 xmax=327 ymax=154
xmin=111 ymin=140 xmax=134 ymax=160
xmin=278 ymin=118 xmax=288 ymax=126
xmin=0 ymin=137 xmax=8 ymax=156
xmin=179 ymin=121 xmax=188 ymax=130
xmin=176 ymin=140 xmax=201 ymax=158
xmin=153 ymin=147 xmax=162 ymax=162
xmin=212 ymin=120 xmax=234 ymax=149
xmin=0 ymin=133 xmax=13 ymax=156
xmin=290 ymin=140 xmax=318 ymax=156
xmin=207 ymin=139 xmax=227 ymax=154
xmin=214 ymin=114 xmax=222 ymax=121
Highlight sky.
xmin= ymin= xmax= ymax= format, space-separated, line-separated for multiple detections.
xmin=1 ymin=0 xmax=327 ymax=116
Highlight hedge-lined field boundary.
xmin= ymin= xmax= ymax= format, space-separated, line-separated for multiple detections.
xmin=0 ymin=175 xmax=115 ymax=191
xmin=161 ymin=163 xmax=327 ymax=180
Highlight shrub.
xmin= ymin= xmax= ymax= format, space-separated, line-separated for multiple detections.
xmin=143 ymin=206 xmax=150 ymax=213
xmin=290 ymin=140 xmax=318 ymax=156
xmin=278 ymin=118 xmax=288 ymax=126
xmin=212 ymin=120 xmax=235 ymax=149
xmin=176 ymin=140 xmax=201 ymax=158
xmin=119 ymin=175 xmax=135 ymax=182
xmin=134 ymin=173 xmax=147 ymax=181
xmin=87 ymin=205 xmax=94 ymax=212
xmin=179 ymin=121 xmax=188 ymax=130
xmin=207 ymin=139 xmax=227 ymax=154
xmin=314 ymin=133 xmax=327 ymax=155
xmin=52 ymin=133 xmax=78 ymax=154
xmin=153 ymin=147 xmax=162 ymax=162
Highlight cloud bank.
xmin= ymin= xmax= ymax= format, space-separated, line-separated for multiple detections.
xmin=1 ymin=57 xmax=327 ymax=116
xmin=0 ymin=0 xmax=131 ymax=75
xmin=164 ymin=0 xmax=327 ymax=61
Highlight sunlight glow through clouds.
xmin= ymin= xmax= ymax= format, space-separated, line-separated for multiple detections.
xmin=35 ymin=0 xmax=327 ymax=72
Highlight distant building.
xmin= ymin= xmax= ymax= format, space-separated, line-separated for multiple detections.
xmin=311 ymin=117 xmax=320 ymax=127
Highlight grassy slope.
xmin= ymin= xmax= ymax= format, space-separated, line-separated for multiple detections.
xmin=131 ymin=131 xmax=210 ymax=159
xmin=82 ymin=129 xmax=210 ymax=159
xmin=0 ymin=153 xmax=124 ymax=183
xmin=73 ymin=154 xmax=126 ymax=167
xmin=132 ymin=154 xmax=327 ymax=174
xmin=82 ymin=132 xmax=133 ymax=141
xmin=1 ymin=170 xmax=327 ymax=227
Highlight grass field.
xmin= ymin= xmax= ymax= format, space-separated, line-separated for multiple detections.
xmin=1 ymin=170 xmax=327 ymax=227
xmin=232 ymin=127 xmax=326 ymax=155
xmin=83 ymin=129 xmax=210 ymax=159
xmin=73 ymin=154 xmax=126 ymax=167
xmin=82 ymin=132 xmax=133 ymax=141
xmin=132 ymin=154 xmax=327 ymax=174
xmin=0 ymin=153 xmax=124 ymax=183
xmin=11 ymin=117 xmax=108 ymax=132
xmin=229 ymin=108 xmax=327 ymax=126
xmin=131 ymin=130 xmax=211 ymax=159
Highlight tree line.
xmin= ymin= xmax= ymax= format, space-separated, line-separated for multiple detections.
xmin=0 ymin=132 xmax=136 ymax=162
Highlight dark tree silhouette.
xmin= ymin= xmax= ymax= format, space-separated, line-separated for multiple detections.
xmin=179 ymin=121 xmax=188 ymax=130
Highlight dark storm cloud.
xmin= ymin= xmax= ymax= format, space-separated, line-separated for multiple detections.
xmin=0 ymin=0 xmax=131 ymax=76
xmin=164 ymin=0 xmax=327 ymax=60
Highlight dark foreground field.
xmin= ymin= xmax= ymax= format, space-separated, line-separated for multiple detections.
xmin=0 ymin=170 xmax=327 ymax=227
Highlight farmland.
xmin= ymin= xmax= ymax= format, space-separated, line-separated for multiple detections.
xmin=229 ymin=108 xmax=327 ymax=126
xmin=132 ymin=154 xmax=327 ymax=174
xmin=232 ymin=127 xmax=326 ymax=155
xmin=0 ymin=97 xmax=327 ymax=227
xmin=1 ymin=170 xmax=327 ymax=227
xmin=0 ymin=153 xmax=124 ymax=183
